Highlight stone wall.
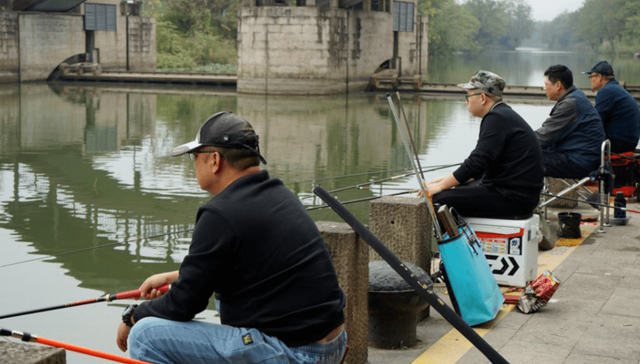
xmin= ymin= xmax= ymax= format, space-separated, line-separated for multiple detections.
xmin=0 ymin=11 xmax=19 ymax=82
xmin=18 ymin=13 xmax=85 ymax=82
xmin=238 ymin=3 xmax=427 ymax=95
xmin=127 ymin=17 xmax=156 ymax=72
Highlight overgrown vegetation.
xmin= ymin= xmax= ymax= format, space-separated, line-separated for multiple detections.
xmin=143 ymin=0 xmax=239 ymax=71
xmin=142 ymin=0 xmax=640 ymax=71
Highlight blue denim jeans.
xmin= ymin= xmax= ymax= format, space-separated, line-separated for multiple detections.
xmin=129 ymin=317 xmax=347 ymax=364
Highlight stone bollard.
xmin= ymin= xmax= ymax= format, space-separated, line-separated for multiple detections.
xmin=0 ymin=341 xmax=65 ymax=364
xmin=368 ymin=261 xmax=431 ymax=349
xmin=368 ymin=196 xmax=432 ymax=321
xmin=317 ymin=221 xmax=368 ymax=364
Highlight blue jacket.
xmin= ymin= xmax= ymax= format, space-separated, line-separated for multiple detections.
xmin=595 ymin=79 xmax=640 ymax=146
xmin=535 ymin=86 xmax=604 ymax=172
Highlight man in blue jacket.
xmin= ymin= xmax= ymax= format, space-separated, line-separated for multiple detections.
xmin=536 ymin=65 xmax=605 ymax=178
xmin=582 ymin=60 xmax=640 ymax=153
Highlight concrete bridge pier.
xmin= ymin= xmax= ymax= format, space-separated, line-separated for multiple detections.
xmin=237 ymin=0 xmax=428 ymax=95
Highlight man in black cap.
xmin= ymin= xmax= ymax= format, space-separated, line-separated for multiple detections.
xmin=116 ymin=111 xmax=347 ymax=364
xmin=426 ymin=70 xmax=544 ymax=218
xmin=583 ymin=60 xmax=640 ymax=153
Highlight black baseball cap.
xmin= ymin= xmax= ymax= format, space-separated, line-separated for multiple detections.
xmin=171 ymin=111 xmax=267 ymax=165
xmin=582 ymin=60 xmax=614 ymax=76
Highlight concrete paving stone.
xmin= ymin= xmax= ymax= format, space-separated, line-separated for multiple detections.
xmin=573 ymin=320 xmax=640 ymax=360
xmin=573 ymin=250 xmax=638 ymax=277
xmin=492 ymin=308 xmax=532 ymax=331
xmin=554 ymin=272 xmax=622 ymax=301
xmin=510 ymin=315 xmax=590 ymax=347
xmin=538 ymin=298 xmax=604 ymax=322
xmin=600 ymin=287 xmax=640 ymax=318
xmin=454 ymin=346 xmax=493 ymax=364
xmin=592 ymin=313 xmax=640 ymax=328
xmin=563 ymin=352 xmax=638 ymax=364
xmin=552 ymin=258 xmax=580 ymax=282
xmin=495 ymin=340 xmax=572 ymax=364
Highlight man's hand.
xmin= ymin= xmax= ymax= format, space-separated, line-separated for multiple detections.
xmin=139 ymin=271 xmax=179 ymax=300
xmin=116 ymin=322 xmax=131 ymax=352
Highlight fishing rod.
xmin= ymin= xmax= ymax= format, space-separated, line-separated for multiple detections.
xmin=291 ymin=167 xmax=413 ymax=184
xmin=0 ymin=228 xmax=194 ymax=269
xmin=396 ymin=92 xmax=427 ymax=180
xmin=305 ymin=189 xmax=417 ymax=211
xmin=387 ymin=93 xmax=444 ymax=240
xmin=0 ymin=284 xmax=170 ymax=320
xmin=1 ymin=327 xmax=153 ymax=364
xmin=540 ymin=192 xmax=640 ymax=214
xmin=313 ymin=186 xmax=510 ymax=364
xmin=327 ymin=163 xmax=462 ymax=194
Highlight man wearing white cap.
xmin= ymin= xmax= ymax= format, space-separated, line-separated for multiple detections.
xmin=426 ymin=70 xmax=544 ymax=218
xmin=116 ymin=111 xmax=347 ymax=364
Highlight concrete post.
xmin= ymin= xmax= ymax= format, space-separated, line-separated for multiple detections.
xmin=368 ymin=196 xmax=432 ymax=272
xmin=362 ymin=0 xmax=370 ymax=11
xmin=368 ymin=196 xmax=432 ymax=321
xmin=317 ymin=221 xmax=368 ymax=364
xmin=0 ymin=341 xmax=65 ymax=364
xmin=330 ymin=0 xmax=338 ymax=9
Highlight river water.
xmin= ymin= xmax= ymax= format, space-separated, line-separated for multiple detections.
xmin=1 ymin=51 xmax=639 ymax=363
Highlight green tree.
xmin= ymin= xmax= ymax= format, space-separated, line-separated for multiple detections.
xmin=420 ymin=0 xmax=480 ymax=55
xmin=577 ymin=0 xmax=627 ymax=53
xmin=499 ymin=0 xmax=534 ymax=50
xmin=463 ymin=0 xmax=508 ymax=49
xmin=540 ymin=11 xmax=579 ymax=50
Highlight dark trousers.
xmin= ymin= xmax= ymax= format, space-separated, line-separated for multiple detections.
xmin=609 ymin=138 xmax=638 ymax=154
xmin=542 ymin=150 xmax=598 ymax=179
xmin=432 ymin=183 xmax=538 ymax=219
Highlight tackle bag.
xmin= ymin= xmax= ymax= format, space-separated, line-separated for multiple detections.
xmin=437 ymin=215 xmax=504 ymax=326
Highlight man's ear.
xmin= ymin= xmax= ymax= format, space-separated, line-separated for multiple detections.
xmin=210 ymin=152 xmax=223 ymax=174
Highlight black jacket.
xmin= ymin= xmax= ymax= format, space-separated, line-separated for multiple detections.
xmin=134 ymin=170 xmax=346 ymax=347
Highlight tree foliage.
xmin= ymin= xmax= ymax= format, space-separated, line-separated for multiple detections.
xmin=421 ymin=0 xmax=534 ymax=56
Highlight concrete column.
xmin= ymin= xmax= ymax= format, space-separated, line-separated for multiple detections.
xmin=242 ymin=0 xmax=255 ymax=7
xmin=330 ymin=0 xmax=339 ymax=9
xmin=368 ymin=196 xmax=432 ymax=272
xmin=317 ymin=221 xmax=368 ymax=364
xmin=0 ymin=341 xmax=65 ymax=364
xmin=362 ymin=0 xmax=370 ymax=11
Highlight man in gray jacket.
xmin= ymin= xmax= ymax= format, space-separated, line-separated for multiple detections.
xmin=536 ymin=65 xmax=605 ymax=178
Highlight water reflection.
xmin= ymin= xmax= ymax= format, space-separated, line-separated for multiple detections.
xmin=428 ymin=50 xmax=640 ymax=89
xmin=0 ymin=77 xmax=571 ymax=363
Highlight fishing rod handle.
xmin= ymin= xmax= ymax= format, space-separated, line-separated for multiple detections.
xmin=111 ymin=284 xmax=170 ymax=301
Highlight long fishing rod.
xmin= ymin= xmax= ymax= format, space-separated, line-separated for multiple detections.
xmin=396 ymin=92 xmax=427 ymax=180
xmin=1 ymin=328 xmax=153 ymax=364
xmin=291 ymin=167 xmax=413 ymax=184
xmin=0 ymin=284 xmax=170 ymax=320
xmin=0 ymin=229 xmax=194 ymax=269
xmin=313 ymin=186 xmax=510 ymax=364
xmin=306 ymin=189 xmax=417 ymax=211
xmin=327 ymin=163 xmax=462 ymax=194
xmin=540 ymin=192 xmax=640 ymax=214
xmin=387 ymin=93 xmax=444 ymax=240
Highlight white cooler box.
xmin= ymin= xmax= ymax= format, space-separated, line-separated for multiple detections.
xmin=464 ymin=215 xmax=541 ymax=287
